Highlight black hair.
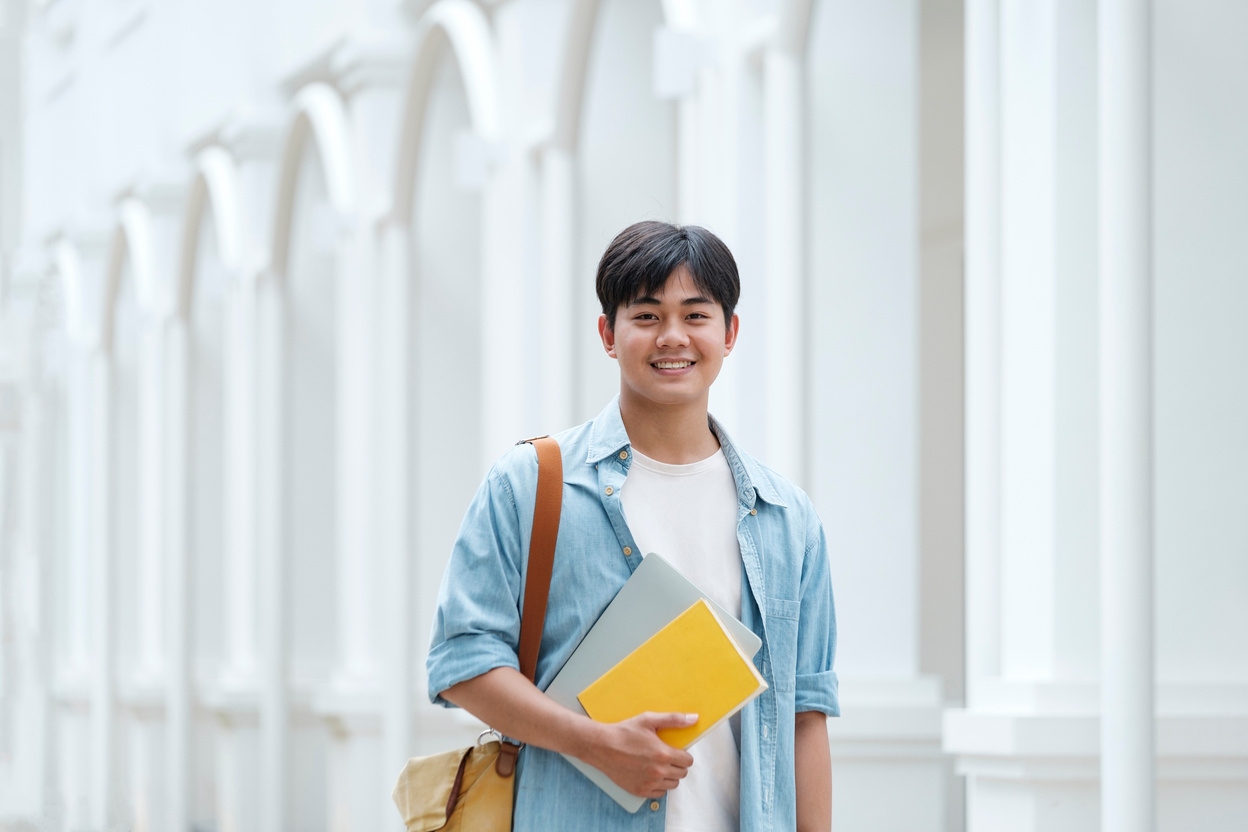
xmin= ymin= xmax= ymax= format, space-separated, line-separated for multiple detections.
xmin=595 ymin=221 xmax=740 ymax=329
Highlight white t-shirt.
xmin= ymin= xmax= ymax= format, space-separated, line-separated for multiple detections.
xmin=619 ymin=447 xmax=742 ymax=832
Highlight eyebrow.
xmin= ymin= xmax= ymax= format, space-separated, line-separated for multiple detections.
xmin=627 ymin=295 xmax=716 ymax=307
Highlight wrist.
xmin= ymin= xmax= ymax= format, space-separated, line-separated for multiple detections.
xmin=565 ymin=713 xmax=608 ymax=763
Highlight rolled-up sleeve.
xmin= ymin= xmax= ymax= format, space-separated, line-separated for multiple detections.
xmin=794 ymin=511 xmax=840 ymax=716
xmin=426 ymin=460 xmax=527 ymax=707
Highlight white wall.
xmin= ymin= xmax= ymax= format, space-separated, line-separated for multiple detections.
xmin=1 ymin=0 xmax=1245 ymax=830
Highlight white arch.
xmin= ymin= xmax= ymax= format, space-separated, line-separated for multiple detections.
xmin=549 ymin=0 xmax=812 ymax=150
xmin=550 ymin=0 xmax=689 ymax=154
xmin=177 ymin=146 xmax=247 ymax=318
xmin=101 ymin=199 xmax=159 ymax=353
xmin=270 ymin=82 xmax=356 ymax=280
xmin=391 ymin=0 xmax=500 ymax=223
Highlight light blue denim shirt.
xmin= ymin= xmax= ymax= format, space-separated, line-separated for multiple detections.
xmin=426 ymin=397 xmax=839 ymax=831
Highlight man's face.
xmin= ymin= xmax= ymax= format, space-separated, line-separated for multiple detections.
xmin=598 ymin=266 xmax=739 ymax=409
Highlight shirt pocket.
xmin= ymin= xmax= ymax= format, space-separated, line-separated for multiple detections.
xmin=764 ymin=597 xmax=800 ymax=692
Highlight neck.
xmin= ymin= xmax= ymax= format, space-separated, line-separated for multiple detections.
xmin=617 ymin=389 xmax=721 ymax=465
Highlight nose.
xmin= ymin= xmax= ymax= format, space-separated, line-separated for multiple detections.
xmin=656 ymin=317 xmax=691 ymax=348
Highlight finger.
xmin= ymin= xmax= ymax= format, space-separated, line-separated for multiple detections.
xmin=644 ymin=711 xmax=699 ymax=730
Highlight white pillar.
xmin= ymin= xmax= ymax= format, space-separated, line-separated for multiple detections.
xmin=947 ymin=1 xmax=1105 ymax=827
xmin=762 ymin=47 xmax=805 ymax=486
xmin=136 ymin=321 xmax=167 ymax=680
xmin=1098 ymin=1 xmax=1155 ymax=830
xmin=807 ymin=3 xmax=949 ymax=830
xmin=65 ymin=345 xmax=93 ymax=679
xmin=963 ymin=0 xmax=1002 ymax=702
xmin=700 ymin=57 xmax=743 ymax=436
xmin=480 ymin=151 xmax=529 ymax=460
xmin=223 ymin=279 xmax=260 ymax=683
xmin=539 ymin=146 xmax=575 ymax=432
xmin=87 ymin=349 xmax=116 ymax=830
xmin=333 ymin=212 xmax=377 ymax=687
xmin=255 ymin=276 xmax=288 ymax=832
xmin=675 ymin=96 xmax=700 ymax=224
xmin=211 ymin=128 xmax=277 ymax=832
xmin=377 ymin=218 xmax=412 ymax=805
xmin=164 ymin=318 xmax=191 ymax=832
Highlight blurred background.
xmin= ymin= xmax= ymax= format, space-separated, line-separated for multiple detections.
xmin=0 ymin=0 xmax=1245 ymax=830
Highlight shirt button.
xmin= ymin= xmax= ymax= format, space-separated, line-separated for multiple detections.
xmin=763 ymin=724 xmax=769 ymax=738
xmin=750 ymin=508 xmax=757 ymax=515
xmin=619 ymin=450 xmax=629 ymax=459
xmin=650 ymin=801 xmax=660 ymax=811
xmin=605 ymin=486 xmax=614 ymax=496
xmin=623 ymin=546 xmax=632 ymax=556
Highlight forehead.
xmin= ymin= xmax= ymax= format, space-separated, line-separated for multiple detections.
xmin=628 ymin=266 xmax=710 ymax=302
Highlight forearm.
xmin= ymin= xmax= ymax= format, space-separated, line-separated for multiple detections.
xmin=440 ymin=666 xmax=696 ymax=798
xmin=441 ymin=666 xmax=598 ymax=759
xmin=795 ymin=710 xmax=831 ymax=832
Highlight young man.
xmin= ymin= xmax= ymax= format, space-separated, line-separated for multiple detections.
xmin=427 ymin=221 xmax=839 ymax=831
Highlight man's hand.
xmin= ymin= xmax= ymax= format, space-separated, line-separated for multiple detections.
xmin=442 ymin=669 xmax=694 ymax=798
xmin=577 ymin=712 xmax=696 ymax=798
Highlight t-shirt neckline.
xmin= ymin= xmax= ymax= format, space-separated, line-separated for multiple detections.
xmin=629 ymin=447 xmax=726 ymax=477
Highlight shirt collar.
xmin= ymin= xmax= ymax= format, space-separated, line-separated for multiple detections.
xmin=586 ymin=396 xmax=788 ymax=509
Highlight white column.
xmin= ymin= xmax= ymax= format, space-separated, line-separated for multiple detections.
xmin=65 ymin=345 xmax=93 ymax=679
xmin=807 ymin=3 xmax=949 ymax=830
xmin=324 ymin=211 xmax=385 ymax=832
xmin=163 ymin=318 xmax=191 ymax=832
xmin=1098 ymin=1 xmax=1155 ymax=830
xmin=963 ymin=0 xmax=1002 ymax=702
xmin=136 ymin=320 xmax=166 ymax=681
xmin=947 ymin=1 xmax=1107 ymax=829
xmin=480 ymin=156 xmax=528 ymax=462
xmin=214 ymin=273 xmax=262 ymax=832
xmin=223 ymin=280 xmax=260 ymax=683
xmin=377 ymin=218 xmax=412 ymax=806
xmin=87 ymin=349 xmax=116 ymax=830
xmin=255 ymin=277 xmax=288 ymax=832
xmin=700 ymin=58 xmax=742 ymax=436
xmin=539 ymin=145 xmax=575 ymax=432
xmin=675 ymin=96 xmax=701 ymax=224
xmin=762 ymin=47 xmax=805 ymax=486
xmin=212 ymin=128 xmax=276 ymax=832
xmin=333 ymin=213 xmax=377 ymax=688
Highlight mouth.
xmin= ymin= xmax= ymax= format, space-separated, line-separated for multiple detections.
xmin=651 ymin=360 xmax=696 ymax=370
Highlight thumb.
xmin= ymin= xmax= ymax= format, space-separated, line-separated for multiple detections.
xmin=644 ymin=712 xmax=699 ymax=730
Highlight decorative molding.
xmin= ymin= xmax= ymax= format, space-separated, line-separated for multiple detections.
xmin=279 ymin=32 xmax=409 ymax=101
xmin=946 ymin=711 xmax=1248 ymax=770
xmin=333 ymin=35 xmax=409 ymax=96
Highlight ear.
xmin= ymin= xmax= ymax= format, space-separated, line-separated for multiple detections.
xmin=598 ymin=314 xmax=618 ymax=359
xmin=723 ymin=313 xmax=740 ymax=356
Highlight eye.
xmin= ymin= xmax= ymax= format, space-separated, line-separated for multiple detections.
xmin=635 ymin=312 xmax=658 ymax=321
xmin=687 ymin=312 xmax=709 ymax=320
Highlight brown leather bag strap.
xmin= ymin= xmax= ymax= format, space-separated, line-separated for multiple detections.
xmin=516 ymin=435 xmax=562 ymax=683
xmin=495 ymin=436 xmax=561 ymax=779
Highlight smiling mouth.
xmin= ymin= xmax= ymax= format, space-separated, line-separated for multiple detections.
xmin=652 ymin=360 xmax=695 ymax=369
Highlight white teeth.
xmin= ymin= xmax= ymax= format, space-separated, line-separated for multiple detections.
xmin=653 ymin=361 xmax=693 ymax=369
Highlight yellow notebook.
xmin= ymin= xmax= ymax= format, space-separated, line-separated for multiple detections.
xmin=576 ymin=598 xmax=768 ymax=749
